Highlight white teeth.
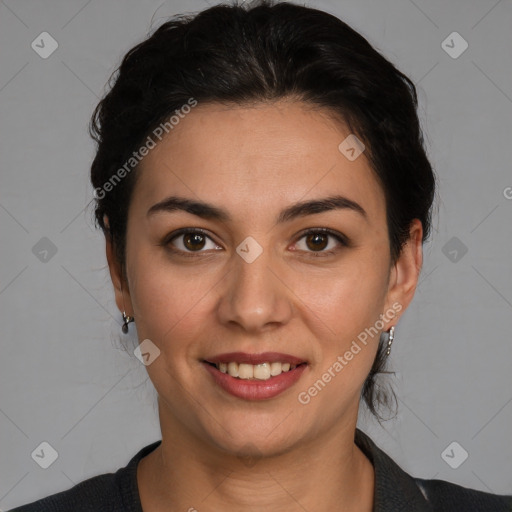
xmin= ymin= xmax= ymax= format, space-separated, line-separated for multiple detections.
xmin=253 ymin=363 xmax=271 ymax=380
xmin=270 ymin=362 xmax=282 ymax=376
xmin=238 ymin=363 xmax=254 ymax=379
xmin=227 ymin=362 xmax=239 ymax=377
xmin=214 ymin=361 xmax=301 ymax=380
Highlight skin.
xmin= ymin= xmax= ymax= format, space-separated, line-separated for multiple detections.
xmin=105 ymin=100 xmax=423 ymax=511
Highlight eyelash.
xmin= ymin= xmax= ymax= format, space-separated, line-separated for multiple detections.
xmin=162 ymin=227 xmax=348 ymax=259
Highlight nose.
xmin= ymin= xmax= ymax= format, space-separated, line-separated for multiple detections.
xmin=216 ymin=243 xmax=293 ymax=333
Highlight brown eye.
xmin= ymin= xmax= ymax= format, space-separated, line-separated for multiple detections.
xmin=294 ymin=228 xmax=347 ymax=256
xmin=304 ymin=232 xmax=329 ymax=251
xmin=183 ymin=232 xmax=206 ymax=251
xmin=166 ymin=229 xmax=221 ymax=255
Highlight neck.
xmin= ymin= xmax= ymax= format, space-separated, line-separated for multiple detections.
xmin=137 ymin=403 xmax=374 ymax=512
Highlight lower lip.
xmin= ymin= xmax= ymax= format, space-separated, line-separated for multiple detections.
xmin=202 ymin=362 xmax=308 ymax=400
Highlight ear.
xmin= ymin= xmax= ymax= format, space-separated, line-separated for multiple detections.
xmin=383 ymin=219 xmax=423 ymax=328
xmin=104 ymin=219 xmax=134 ymax=316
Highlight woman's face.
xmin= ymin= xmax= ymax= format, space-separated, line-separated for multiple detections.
xmin=108 ymin=100 xmax=421 ymax=457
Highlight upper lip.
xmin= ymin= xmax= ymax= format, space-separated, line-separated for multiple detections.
xmin=204 ymin=352 xmax=306 ymax=365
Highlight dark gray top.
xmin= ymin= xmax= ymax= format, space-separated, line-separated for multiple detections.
xmin=9 ymin=429 xmax=512 ymax=511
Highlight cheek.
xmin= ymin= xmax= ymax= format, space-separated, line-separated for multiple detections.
xmin=292 ymin=252 xmax=390 ymax=388
xmin=128 ymin=262 xmax=217 ymax=403
xmin=127 ymin=250 xmax=215 ymax=354
xmin=299 ymin=253 xmax=389 ymax=334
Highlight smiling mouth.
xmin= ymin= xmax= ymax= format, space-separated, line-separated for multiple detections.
xmin=204 ymin=361 xmax=308 ymax=381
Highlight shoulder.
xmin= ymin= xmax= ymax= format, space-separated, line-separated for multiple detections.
xmin=355 ymin=429 xmax=512 ymax=512
xmin=8 ymin=440 xmax=162 ymax=512
xmin=414 ymin=477 xmax=512 ymax=512
xmin=8 ymin=473 xmax=118 ymax=511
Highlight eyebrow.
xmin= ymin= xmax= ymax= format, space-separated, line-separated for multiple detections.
xmin=147 ymin=194 xmax=367 ymax=224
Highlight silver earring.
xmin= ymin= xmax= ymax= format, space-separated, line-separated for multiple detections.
xmin=385 ymin=326 xmax=395 ymax=356
xmin=122 ymin=311 xmax=135 ymax=334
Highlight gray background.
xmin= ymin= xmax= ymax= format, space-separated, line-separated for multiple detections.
xmin=1 ymin=0 xmax=511 ymax=509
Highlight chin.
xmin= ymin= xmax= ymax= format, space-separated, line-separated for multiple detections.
xmin=200 ymin=415 xmax=301 ymax=457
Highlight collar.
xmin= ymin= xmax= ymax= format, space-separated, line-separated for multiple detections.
xmin=355 ymin=428 xmax=432 ymax=511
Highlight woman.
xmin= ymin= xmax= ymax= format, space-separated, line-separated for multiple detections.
xmin=11 ymin=1 xmax=511 ymax=511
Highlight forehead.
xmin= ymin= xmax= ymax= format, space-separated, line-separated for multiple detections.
xmin=131 ymin=101 xmax=385 ymax=222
